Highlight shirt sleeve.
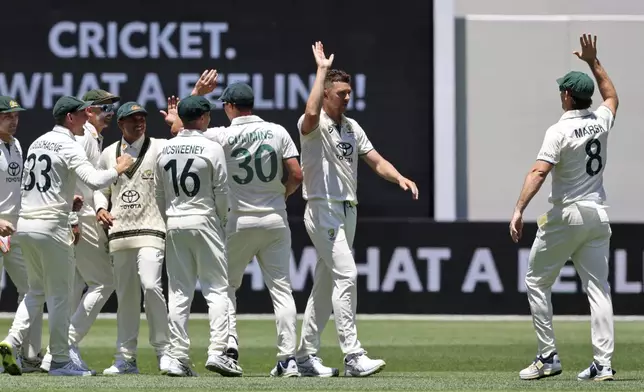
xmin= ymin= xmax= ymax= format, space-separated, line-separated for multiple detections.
xmin=66 ymin=142 xmax=118 ymax=191
xmin=279 ymin=127 xmax=299 ymax=159
xmin=92 ymin=149 xmax=113 ymax=211
xmin=297 ymin=114 xmax=321 ymax=139
xmin=154 ymin=155 xmax=167 ymax=221
xmin=352 ymin=120 xmax=374 ymax=155
xmin=203 ymin=127 xmax=227 ymax=145
xmin=209 ymin=143 xmax=229 ymax=226
xmin=536 ymin=126 xmax=565 ymax=165
xmin=594 ymin=105 xmax=616 ymax=131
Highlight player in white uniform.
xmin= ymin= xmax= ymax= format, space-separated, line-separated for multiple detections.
xmin=0 ymin=96 xmax=45 ymax=375
xmin=15 ymin=96 xmax=134 ymax=376
xmin=296 ymin=42 xmax=418 ymax=377
xmin=155 ymin=95 xmax=242 ymax=377
xmin=40 ymin=89 xmax=121 ymax=373
xmin=171 ymin=79 xmax=304 ymax=377
xmin=509 ymin=35 xmax=619 ymax=382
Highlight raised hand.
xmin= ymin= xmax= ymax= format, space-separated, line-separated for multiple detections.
xmin=573 ymin=34 xmax=598 ymax=63
xmin=115 ymin=153 xmax=134 ymax=174
xmin=160 ymin=96 xmax=179 ymax=126
xmin=191 ymin=69 xmax=218 ymax=96
xmin=312 ymin=41 xmax=334 ymax=69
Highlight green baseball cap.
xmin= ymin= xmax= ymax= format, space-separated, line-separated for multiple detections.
xmin=0 ymin=96 xmax=26 ymax=113
xmin=557 ymin=71 xmax=595 ymax=100
xmin=82 ymin=89 xmax=120 ymax=104
xmin=178 ymin=96 xmax=214 ymax=121
xmin=116 ymin=102 xmax=147 ymax=120
xmin=218 ymin=82 xmax=254 ymax=106
xmin=52 ymin=96 xmax=92 ymax=118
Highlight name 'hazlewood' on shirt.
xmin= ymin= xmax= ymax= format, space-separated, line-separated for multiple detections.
xmin=573 ymin=124 xmax=606 ymax=138
xmin=162 ymin=145 xmax=205 ymax=155
xmin=30 ymin=140 xmax=62 ymax=152
xmin=227 ymin=130 xmax=273 ymax=145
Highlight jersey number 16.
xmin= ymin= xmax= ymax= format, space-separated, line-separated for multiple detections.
xmin=164 ymin=159 xmax=200 ymax=197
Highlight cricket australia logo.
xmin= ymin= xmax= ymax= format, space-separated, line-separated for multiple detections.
xmin=336 ymin=142 xmax=354 ymax=163
xmin=141 ymin=169 xmax=154 ymax=180
xmin=120 ymin=190 xmax=142 ymax=210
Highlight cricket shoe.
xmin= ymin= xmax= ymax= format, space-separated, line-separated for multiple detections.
xmin=269 ymin=357 xmax=301 ymax=377
xmin=20 ymin=352 xmax=46 ymax=373
xmin=225 ymin=335 xmax=239 ymax=361
xmin=49 ymin=361 xmax=96 ymax=376
xmin=69 ymin=345 xmax=90 ymax=370
xmin=103 ymin=359 xmax=140 ymax=375
xmin=0 ymin=341 xmax=22 ymax=376
xmin=166 ymin=358 xmax=198 ymax=377
xmin=519 ymin=352 xmax=562 ymax=380
xmin=344 ymin=351 xmax=386 ymax=377
xmin=577 ymin=360 xmax=616 ymax=381
xmin=296 ymin=355 xmax=339 ymax=377
xmin=205 ymin=353 xmax=243 ymax=377
xmin=158 ymin=354 xmax=171 ymax=375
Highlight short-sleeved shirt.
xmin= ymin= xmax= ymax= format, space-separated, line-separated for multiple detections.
xmin=204 ymin=115 xmax=299 ymax=213
xmin=297 ymin=110 xmax=374 ymax=204
xmin=536 ymin=105 xmax=615 ymax=206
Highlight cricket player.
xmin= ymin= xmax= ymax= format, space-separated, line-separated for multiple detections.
xmin=155 ymin=95 xmax=242 ymax=377
xmin=94 ymin=102 xmax=170 ymax=375
xmin=296 ymin=42 xmax=418 ymax=377
xmin=171 ymin=79 xmax=304 ymax=377
xmin=15 ymin=96 xmax=134 ymax=376
xmin=39 ymin=89 xmax=121 ymax=373
xmin=0 ymin=96 xmax=45 ymax=375
xmin=509 ymin=34 xmax=618 ymax=381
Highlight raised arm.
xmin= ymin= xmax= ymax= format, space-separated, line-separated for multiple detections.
xmin=574 ymin=34 xmax=618 ymax=116
xmin=300 ymin=42 xmax=334 ymax=135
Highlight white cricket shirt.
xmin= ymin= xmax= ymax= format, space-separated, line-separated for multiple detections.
xmin=74 ymin=122 xmax=104 ymax=217
xmin=536 ymin=105 xmax=615 ymax=206
xmin=297 ymin=110 xmax=374 ymax=203
xmin=204 ymin=115 xmax=299 ymax=213
xmin=18 ymin=126 xmax=119 ymax=243
xmin=155 ymin=129 xmax=228 ymax=228
xmin=0 ymin=138 xmax=23 ymax=226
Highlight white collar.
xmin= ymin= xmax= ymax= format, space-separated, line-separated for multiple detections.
xmin=230 ymin=115 xmax=263 ymax=126
xmin=121 ymin=135 xmax=145 ymax=151
xmin=559 ymin=109 xmax=592 ymax=121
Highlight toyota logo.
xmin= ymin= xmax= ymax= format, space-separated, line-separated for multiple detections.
xmin=336 ymin=142 xmax=354 ymax=157
xmin=121 ymin=190 xmax=141 ymax=203
xmin=7 ymin=162 xmax=20 ymax=177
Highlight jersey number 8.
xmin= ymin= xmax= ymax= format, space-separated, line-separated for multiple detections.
xmin=585 ymin=139 xmax=603 ymax=177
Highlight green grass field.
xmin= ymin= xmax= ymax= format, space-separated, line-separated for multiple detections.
xmin=1 ymin=316 xmax=643 ymax=391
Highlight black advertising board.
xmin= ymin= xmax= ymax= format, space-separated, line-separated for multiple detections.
xmin=0 ymin=0 xmax=433 ymax=219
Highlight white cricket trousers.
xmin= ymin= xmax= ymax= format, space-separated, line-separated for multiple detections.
xmin=525 ymin=201 xmax=614 ymax=366
xmin=297 ymin=200 xmax=362 ymax=358
xmin=165 ymin=216 xmax=228 ymax=362
xmin=16 ymin=232 xmax=75 ymax=363
xmin=226 ymin=211 xmax=297 ymax=360
xmin=0 ymin=236 xmax=45 ymax=359
xmin=68 ymin=217 xmax=114 ymax=345
xmin=111 ymin=246 xmax=169 ymax=360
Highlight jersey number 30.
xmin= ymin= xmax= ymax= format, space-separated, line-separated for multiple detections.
xmin=585 ymin=139 xmax=603 ymax=176
xmin=164 ymin=158 xmax=200 ymax=197
xmin=231 ymin=144 xmax=278 ymax=185
xmin=23 ymin=153 xmax=52 ymax=193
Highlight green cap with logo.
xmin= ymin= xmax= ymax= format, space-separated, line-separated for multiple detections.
xmin=178 ymin=95 xmax=214 ymax=121
xmin=0 ymin=96 xmax=26 ymax=113
xmin=82 ymin=89 xmax=121 ymax=104
xmin=52 ymin=96 xmax=92 ymax=118
xmin=557 ymin=71 xmax=595 ymax=100
xmin=116 ymin=102 xmax=148 ymax=120
xmin=218 ymin=82 xmax=254 ymax=106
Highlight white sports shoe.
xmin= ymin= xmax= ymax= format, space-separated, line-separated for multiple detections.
xmin=49 ymin=360 xmax=96 ymax=376
xmin=166 ymin=358 xmax=198 ymax=377
xmin=103 ymin=359 xmax=140 ymax=375
xmin=296 ymin=355 xmax=339 ymax=377
xmin=577 ymin=360 xmax=615 ymax=381
xmin=344 ymin=351 xmax=386 ymax=377
xmin=519 ymin=353 xmax=562 ymax=380
xmin=40 ymin=352 xmax=52 ymax=372
xmin=69 ymin=346 xmax=89 ymax=370
xmin=158 ymin=354 xmax=171 ymax=374
xmin=269 ymin=357 xmax=301 ymax=377
xmin=206 ymin=353 xmax=243 ymax=377
xmin=225 ymin=336 xmax=239 ymax=361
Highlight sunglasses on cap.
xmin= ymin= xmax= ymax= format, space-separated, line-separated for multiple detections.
xmin=90 ymin=104 xmax=116 ymax=113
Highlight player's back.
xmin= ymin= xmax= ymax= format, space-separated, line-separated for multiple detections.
xmin=205 ymin=116 xmax=298 ymax=214
xmin=156 ymin=130 xmax=227 ymax=226
xmin=539 ymin=106 xmax=615 ymax=206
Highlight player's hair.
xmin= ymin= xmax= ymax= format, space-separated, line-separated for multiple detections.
xmin=571 ymin=96 xmax=592 ymax=110
xmin=232 ymin=103 xmax=254 ymax=111
xmin=54 ymin=115 xmax=67 ymax=126
xmin=182 ymin=119 xmax=200 ymax=129
xmin=324 ymin=69 xmax=351 ymax=88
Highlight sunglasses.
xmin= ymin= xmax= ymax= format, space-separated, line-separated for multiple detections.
xmin=90 ymin=104 xmax=116 ymax=113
